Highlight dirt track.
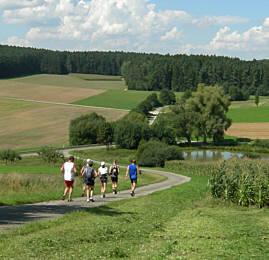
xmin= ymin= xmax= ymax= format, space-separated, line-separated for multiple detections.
xmin=226 ymin=123 xmax=269 ymax=139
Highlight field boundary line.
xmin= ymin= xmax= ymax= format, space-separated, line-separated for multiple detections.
xmin=0 ymin=97 xmax=130 ymax=112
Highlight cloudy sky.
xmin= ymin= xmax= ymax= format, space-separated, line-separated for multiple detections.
xmin=0 ymin=0 xmax=268 ymax=60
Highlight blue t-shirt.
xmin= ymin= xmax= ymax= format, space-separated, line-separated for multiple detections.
xmin=129 ymin=164 xmax=137 ymax=179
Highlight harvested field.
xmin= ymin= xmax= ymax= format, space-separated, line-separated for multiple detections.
xmin=0 ymin=80 xmax=104 ymax=103
xmin=226 ymin=123 xmax=269 ymax=139
xmin=0 ymin=99 xmax=128 ymax=150
xmin=7 ymin=74 xmax=126 ymax=90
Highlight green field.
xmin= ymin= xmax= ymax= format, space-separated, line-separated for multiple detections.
xmin=0 ymin=169 xmax=267 ymax=259
xmin=228 ymin=96 xmax=269 ymax=123
xmin=73 ymin=90 xmax=154 ymax=110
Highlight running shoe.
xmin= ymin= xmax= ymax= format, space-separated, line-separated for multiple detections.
xmin=62 ymin=195 xmax=65 ymax=200
xmin=86 ymin=198 xmax=90 ymax=202
xmin=90 ymin=198 xmax=94 ymax=202
xmin=67 ymin=198 xmax=73 ymax=202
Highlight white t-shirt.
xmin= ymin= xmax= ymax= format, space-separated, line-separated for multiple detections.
xmin=98 ymin=166 xmax=108 ymax=176
xmin=63 ymin=162 xmax=75 ymax=181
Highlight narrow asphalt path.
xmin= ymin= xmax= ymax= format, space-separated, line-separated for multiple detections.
xmin=0 ymin=147 xmax=190 ymax=232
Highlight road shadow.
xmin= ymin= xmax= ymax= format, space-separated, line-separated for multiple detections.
xmin=86 ymin=205 xmax=135 ymax=217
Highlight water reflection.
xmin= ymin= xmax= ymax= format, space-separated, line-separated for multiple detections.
xmin=182 ymin=150 xmax=267 ymax=161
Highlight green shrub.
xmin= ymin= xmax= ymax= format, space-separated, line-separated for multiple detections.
xmin=252 ymin=139 xmax=269 ymax=149
xmin=114 ymin=120 xmax=152 ymax=149
xmin=0 ymin=149 xmax=21 ymax=165
xmin=137 ymin=140 xmax=183 ymax=167
xmin=38 ymin=146 xmax=64 ymax=165
xmin=69 ymin=112 xmax=105 ymax=145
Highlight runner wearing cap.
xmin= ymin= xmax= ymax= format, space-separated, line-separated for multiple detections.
xmin=80 ymin=158 xmax=92 ymax=197
xmin=109 ymin=160 xmax=120 ymax=194
xmin=98 ymin=161 xmax=108 ymax=198
xmin=81 ymin=159 xmax=97 ymax=202
xmin=125 ymin=159 xmax=140 ymax=197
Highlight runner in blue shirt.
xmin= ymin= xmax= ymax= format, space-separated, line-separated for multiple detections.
xmin=125 ymin=159 xmax=140 ymax=197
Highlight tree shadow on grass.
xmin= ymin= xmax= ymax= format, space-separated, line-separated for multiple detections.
xmin=87 ymin=205 xmax=135 ymax=217
xmin=0 ymin=202 xmax=134 ymax=228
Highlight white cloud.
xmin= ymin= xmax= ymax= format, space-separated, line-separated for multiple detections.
xmin=200 ymin=17 xmax=269 ymax=52
xmin=161 ymin=27 xmax=183 ymax=41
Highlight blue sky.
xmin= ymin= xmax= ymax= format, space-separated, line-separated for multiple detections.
xmin=0 ymin=0 xmax=269 ymax=60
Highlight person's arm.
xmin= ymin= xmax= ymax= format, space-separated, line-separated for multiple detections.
xmin=117 ymin=166 xmax=120 ymax=175
xmin=73 ymin=164 xmax=78 ymax=175
xmin=97 ymin=168 xmax=100 ymax=177
xmin=125 ymin=166 xmax=129 ymax=179
xmin=109 ymin=166 xmax=112 ymax=175
xmin=60 ymin=163 xmax=64 ymax=173
xmin=94 ymin=169 xmax=98 ymax=178
xmin=80 ymin=166 xmax=84 ymax=175
xmin=137 ymin=165 xmax=141 ymax=175
xmin=81 ymin=167 xmax=86 ymax=176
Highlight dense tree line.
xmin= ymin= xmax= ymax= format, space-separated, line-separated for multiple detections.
xmin=1 ymin=44 xmax=269 ymax=96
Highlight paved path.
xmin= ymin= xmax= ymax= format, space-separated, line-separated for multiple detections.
xmin=0 ymin=148 xmax=190 ymax=232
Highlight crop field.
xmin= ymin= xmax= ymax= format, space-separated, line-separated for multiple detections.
xmin=0 ymin=79 xmax=104 ymax=103
xmin=6 ymin=74 xmax=126 ymax=90
xmin=73 ymin=89 xmax=154 ymax=110
xmin=0 ymin=99 xmax=128 ymax=150
xmin=0 ymin=74 xmax=131 ymax=149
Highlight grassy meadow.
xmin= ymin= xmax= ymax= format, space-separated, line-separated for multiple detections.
xmin=0 ymin=156 xmax=165 ymax=206
xmin=73 ymin=90 xmax=154 ymax=110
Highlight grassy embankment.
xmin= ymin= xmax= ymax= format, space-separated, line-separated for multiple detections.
xmin=0 ymin=165 xmax=268 ymax=259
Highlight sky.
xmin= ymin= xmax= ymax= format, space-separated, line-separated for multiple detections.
xmin=0 ymin=0 xmax=268 ymax=60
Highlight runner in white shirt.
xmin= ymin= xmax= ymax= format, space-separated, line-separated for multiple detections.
xmin=98 ymin=161 xmax=108 ymax=198
xmin=60 ymin=156 xmax=77 ymax=202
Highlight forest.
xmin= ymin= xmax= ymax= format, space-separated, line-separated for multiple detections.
xmin=1 ymin=44 xmax=269 ymax=96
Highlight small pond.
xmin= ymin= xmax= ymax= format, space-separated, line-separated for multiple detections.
xmin=182 ymin=150 xmax=269 ymax=161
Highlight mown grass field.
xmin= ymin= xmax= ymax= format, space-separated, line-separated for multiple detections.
xmin=0 ymin=169 xmax=267 ymax=259
xmin=0 ymin=156 xmax=165 ymax=206
xmin=73 ymin=90 xmax=154 ymax=110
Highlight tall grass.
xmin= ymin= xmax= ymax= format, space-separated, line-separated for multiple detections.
xmin=208 ymin=159 xmax=269 ymax=208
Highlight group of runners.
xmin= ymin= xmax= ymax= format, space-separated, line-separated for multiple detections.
xmin=60 ymin=156 xmax=140 ymax=202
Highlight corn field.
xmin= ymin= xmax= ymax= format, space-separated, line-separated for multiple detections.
xmin=208 ymin=159 xmax=269 ymax=208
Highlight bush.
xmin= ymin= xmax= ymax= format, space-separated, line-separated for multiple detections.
xmin=208 ymin=160 xmax=269 ymax=208
xmin=114 ymin=120 xmax=152 ymax=149
xmin=252 ymin=139 xmax=269 ymax=149
xmin=0 ymin=149 xmax=21 ymax=164
xmin=137 ymin=140 xmax=183 ymax=167
xmin=69 ymin=112 xmax=106 ymax=145
xmin=38 ymin=146 xmax=64 ymax=165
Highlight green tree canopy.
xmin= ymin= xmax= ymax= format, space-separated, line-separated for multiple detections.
xmin=187 ymin=84 xmax=231 ymax=143
xmin=69 ymin=112 xmax=106 ymax=145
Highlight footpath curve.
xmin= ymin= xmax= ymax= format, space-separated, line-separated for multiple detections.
xmin=0 ymin=147 xmax=191 ymax=232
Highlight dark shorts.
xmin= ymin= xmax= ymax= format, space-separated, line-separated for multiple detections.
xmin=130 ymin=178 xmax=137 ymax=184
xmin=111 ymin=175 xmax=118 ymax=183
xmin=86 ymin=179 xmax=95 ymax=187
xmin=100 ymin=176 xmax=107 ymax=183
xmin=64 ymin=180 xmax=74 ymax=188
